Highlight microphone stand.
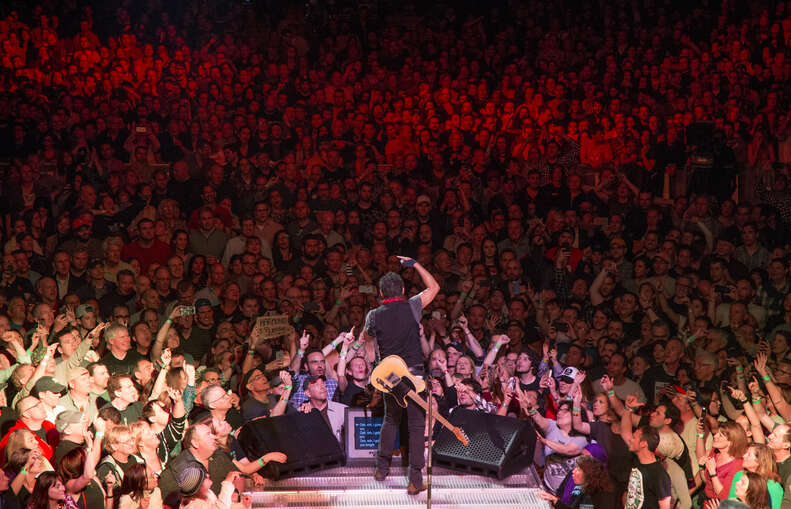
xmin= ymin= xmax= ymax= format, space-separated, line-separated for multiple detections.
xmin=425 ymin=372 xmax=433 ymax=509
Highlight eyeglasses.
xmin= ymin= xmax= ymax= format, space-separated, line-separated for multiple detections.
xmin=19 ymin=400 xmax=41 ymax=414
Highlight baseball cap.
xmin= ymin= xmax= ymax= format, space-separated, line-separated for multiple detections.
xmin=302 ymin=374 xmax=326 ymax=391
xmin=195 ymin=298 xmax=212 ymax=310
xmin=610 ymin=237 xmax=627 ymax=247
xmin=71 ymin=214 xmax=92 ymax=230
xmin=75 ymin=304 xmax=94 ymax=319
xmin=652 ymin=253 xmax=670 ymax=263
xmin=558 ymin=366 xmax=579 ymax=384
xmin=55 ymin=410 xmax=83 ymax=433
xmin=243 ymin=365 xmax=266 ymax=387
xmin=87 ymin=258 xmax=104 ymax=269
xmin=229 ymin=311 xmax=248 ymax=324
xmin=583 ymin=443 xmax=608 ymax=465
xmin=32 ymin=376 xmax=66 ymax=397
xmin=416 ymin=195 xmax=431 ymax=206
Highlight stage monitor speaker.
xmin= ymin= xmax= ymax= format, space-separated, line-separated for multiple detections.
xmin=432 ymin=408 xmax=536 ymax=479
xmin=236 ymin=410 xmax=346 ymax=479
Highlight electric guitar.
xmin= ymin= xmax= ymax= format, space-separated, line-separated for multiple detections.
xmin=370 ymin=355 xmax=470 ymax=446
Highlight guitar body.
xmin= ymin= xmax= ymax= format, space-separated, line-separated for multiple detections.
xmin=370 ymin=355 xmax=427 ymax=405
xmin=370 ymin=355 xmax=470 ymax=447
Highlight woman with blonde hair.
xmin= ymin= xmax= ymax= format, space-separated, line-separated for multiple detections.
xmin=729 ymin=444 xmax=782 ymax=509
xmin=96 ymin=425 xmax=142 ymax=490
xmin=5 ymin=429 xmax=54 ymax=472
xmin=129 ymin=420 xmax=164 ymax=476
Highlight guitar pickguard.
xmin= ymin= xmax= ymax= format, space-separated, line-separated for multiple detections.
xmin=390 ymin=376 xmax=416 ymax=407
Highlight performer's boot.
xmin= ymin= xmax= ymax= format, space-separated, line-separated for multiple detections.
xmin=407 ymin=482 xmax=427 ymax=495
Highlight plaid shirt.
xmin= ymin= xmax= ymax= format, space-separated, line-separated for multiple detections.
xmin=289 ymin=374 xmax=339 ymax=409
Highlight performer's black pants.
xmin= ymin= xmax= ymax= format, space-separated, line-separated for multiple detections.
xmin=377 ymin=391 xmax=425 ymax=486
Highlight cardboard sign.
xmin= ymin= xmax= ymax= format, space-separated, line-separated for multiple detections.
xmin=256 ymin=314 xmax=291 ymax=339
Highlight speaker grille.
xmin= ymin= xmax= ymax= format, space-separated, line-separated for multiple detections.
xmin=433 ymin=409 xmax=536 ymax=479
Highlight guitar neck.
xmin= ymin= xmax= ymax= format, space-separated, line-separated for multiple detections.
xmin=406 ymin=390 xmax=457 ymax=433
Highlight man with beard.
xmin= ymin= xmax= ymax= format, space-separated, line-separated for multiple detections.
xmin=299 ymin=233 xmax=326 ymax=274
xmin=61 ymin=214 xmax=104 ymax=259
xmin=287 ymin=200 xmax=319 ymax=250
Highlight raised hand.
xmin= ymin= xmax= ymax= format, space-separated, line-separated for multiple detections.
xmin=184 ymin=363 xmax=196 ymax=386
xmin=224 ymin=471 xmax=242 ymax=484
xmin=87 ymin=322 xmax=109 ymax=340
xmin=747 ymin=376 xmax=761 ymax=395
xmin=600 ymin=374 xmax=613 ymax=392
xmin=160 ymin=348 xmax=172 ymax=367
xmin=754 ymin=352 xmax=768 ymax=376
xmin=299 ymin=331 xmax=310 ymax=351
xmin=457 ymin=314 xmax=469 ymax=329
xmin=625 ymin=394 xmax=643 ymax=411
xmin=166 ymin=387 xmax=183 ymax=402
xmin=396 ymin=255 xmax=416 ymax=267
xmin=728 ymin=386 xmax=746 ymax=402
xmin=53 ymin=313 xmax=69 ymax=331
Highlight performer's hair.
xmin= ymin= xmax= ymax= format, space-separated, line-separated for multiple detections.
xmin=379 ymin=272 xmax=404 ymax=298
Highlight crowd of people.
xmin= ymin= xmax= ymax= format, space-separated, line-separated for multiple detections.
xmin=0 ymin=0 xmax=790 ymax=507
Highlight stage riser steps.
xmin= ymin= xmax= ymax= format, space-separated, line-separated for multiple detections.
xmin=243 ymin=465 xmax=550 ymax=508
xmin=244 ymin=487 xmax=550 ymax=508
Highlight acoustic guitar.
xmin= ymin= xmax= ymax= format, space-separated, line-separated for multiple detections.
xmin=371 ymin=355 xmax=469 ymax=446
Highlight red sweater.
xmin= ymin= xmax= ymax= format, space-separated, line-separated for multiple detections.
xmin=0 ymin=419 xmax=59 ymax=464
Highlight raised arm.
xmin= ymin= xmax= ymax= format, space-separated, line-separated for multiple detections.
xmin=729 ymin=387 xmax=765 ymax=444
xmin=398 ymin=256 xmax=440 ymax=308
xmin=336 ymin=331 xmax=354 ymax=393
xmin=153 ymin=306 xmax=184 ymax=362
xmin=148 ymin=348 xmax=172 ymax=402
xmin=483 ymin=335 xmax=509 ymax=367
xmin=755 ymin=352 xmax=791 ymax=420
xmin=572 ymin=384 xmax=591 ymax=435
xmin=66 ymin=322 xmax=107 ymax=372
xmin=270 ymin=370 xmax=293 ymax=417
xmin=458 ymin=315 xmax=484 ymax=358
xmin=589 ymin=266 xmax=610 ymax=306
xmin=290 ymin=331 xmax=310 ymax=372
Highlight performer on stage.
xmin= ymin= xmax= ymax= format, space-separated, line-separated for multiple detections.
xmin=362 ymin=255 xmax=440 ymax=494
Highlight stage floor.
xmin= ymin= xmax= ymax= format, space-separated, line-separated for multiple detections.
xmin=243 ymin=463 xmax=551 ymax=508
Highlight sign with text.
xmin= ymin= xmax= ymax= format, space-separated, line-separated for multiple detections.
xmin=256 ymin=314 xmax=291 ymax=339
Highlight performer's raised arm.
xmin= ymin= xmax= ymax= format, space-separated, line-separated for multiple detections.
xmin=397 ymin=255 xmax=440 ymax=308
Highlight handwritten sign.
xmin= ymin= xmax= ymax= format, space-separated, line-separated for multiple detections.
xmin=256 ymin=315 xmax=291 ymax=339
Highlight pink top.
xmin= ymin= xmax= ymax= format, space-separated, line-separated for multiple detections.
xmin=704 ymin=455 xmax=743 ymax=500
